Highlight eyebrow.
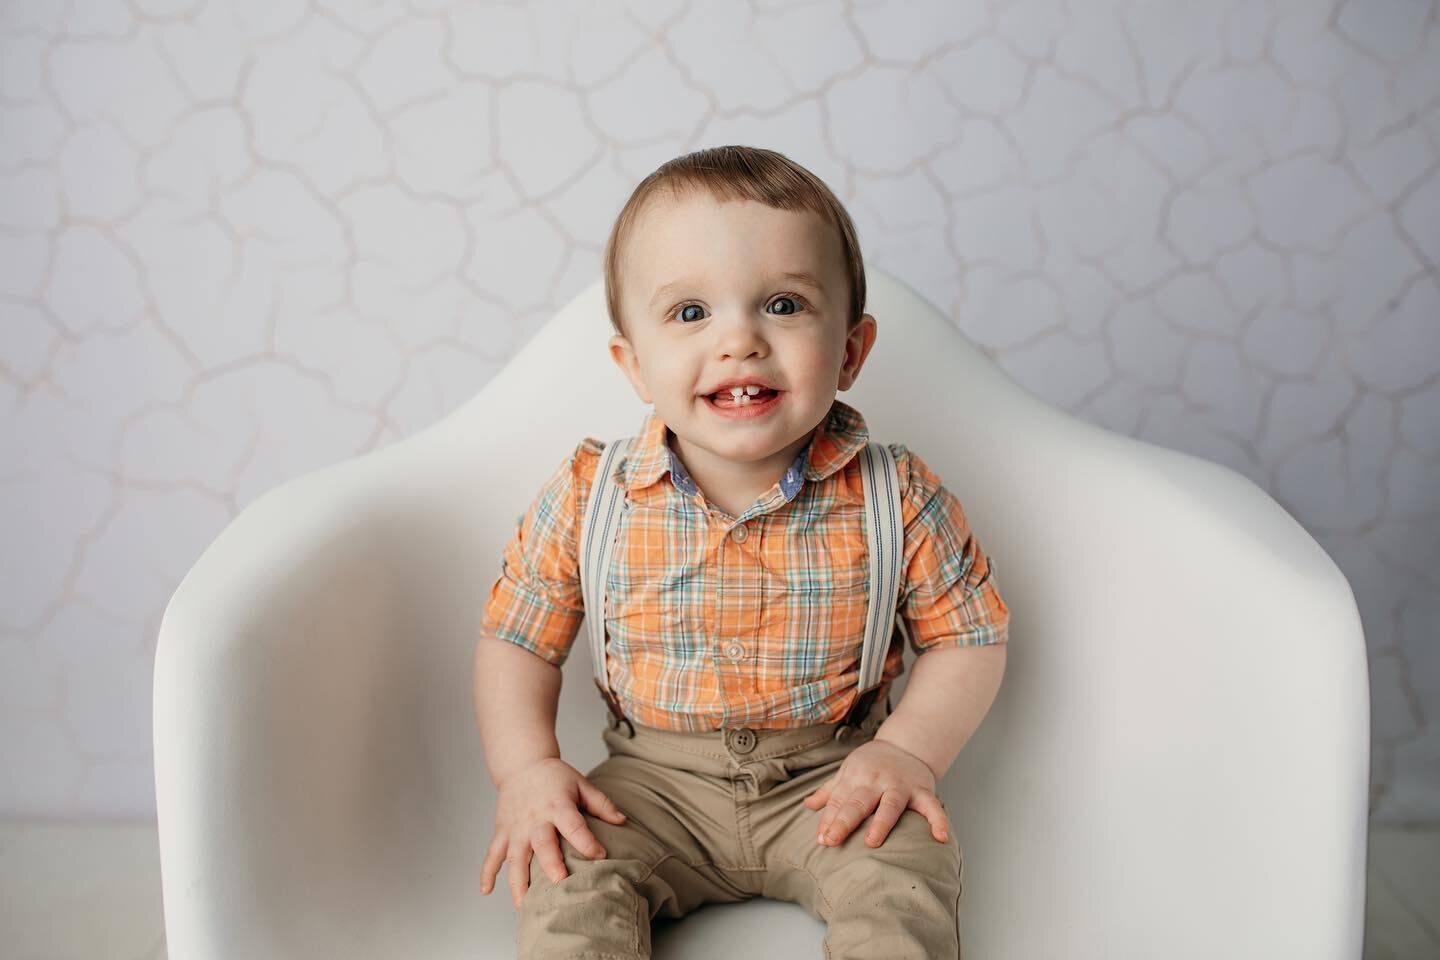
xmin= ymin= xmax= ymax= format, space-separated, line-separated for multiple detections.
xmin=647 ymin=270 xmax=826 ymax=309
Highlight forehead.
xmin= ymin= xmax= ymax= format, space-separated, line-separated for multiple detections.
xmin=621 ymin=191 xmax=844 ymax=297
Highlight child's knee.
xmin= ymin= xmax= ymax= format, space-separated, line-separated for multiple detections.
xmin=818 ymin=846 xmax=963 ymax=959
xmin=525 ymin=848 xmax=648 ymax=899
xmin=517 ymin=856 xmax=654 ymax=959
xmin=818 ymin=812 xmax=963 ymax=908
xmin=525 ymin=812 xmax=670 ymax=897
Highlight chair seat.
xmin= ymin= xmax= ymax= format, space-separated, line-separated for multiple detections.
xmin=460 ymin=896 xmax=823 ymax=957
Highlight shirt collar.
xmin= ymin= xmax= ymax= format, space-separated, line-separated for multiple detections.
xmin=799 ymin=397 xmax=870 ymax=482
xmin=619 ymin=398 xmax=870 ymax=497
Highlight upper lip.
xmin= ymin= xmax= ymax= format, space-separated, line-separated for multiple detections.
xmin=700 ymin=376 xmax=781 ymax=396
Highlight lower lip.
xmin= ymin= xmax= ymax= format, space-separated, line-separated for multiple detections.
xmin=702 ymin=391 xmax=784 ymax=419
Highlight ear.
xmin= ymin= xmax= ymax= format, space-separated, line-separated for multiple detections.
xmin=837 ymin=314 xmax=878 ymax=392
xmin=609 ymin=333 xmax=653 ymax=404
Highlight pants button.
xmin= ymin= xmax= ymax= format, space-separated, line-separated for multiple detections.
xmin=726 ymin=727 xmax=757 ymax=754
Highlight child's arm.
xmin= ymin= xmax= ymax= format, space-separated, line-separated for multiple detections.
xmin=806 ymin=645 xmax=1006 ymax=849
xmin=473 ymin=631 xmax=628 ymax=908
xmin=473 ymin=441 xmax=626 ymax=908
xmin=805 ymin=445 xmax=1010 ymax=849
xmin=877 ymin=446 xmax=1010 ymax=778
xmin=872 ymin=642 xmax=1006 ymax=781
xmin=473 ymin=630 xmax=563 ymax=787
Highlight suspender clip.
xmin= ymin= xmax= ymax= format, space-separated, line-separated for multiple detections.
xmin=594 ymin=677 xmax=634 ymax=738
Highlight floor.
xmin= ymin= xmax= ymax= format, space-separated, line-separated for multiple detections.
xmin=0 ymin=821 xmax=1434 ymax=958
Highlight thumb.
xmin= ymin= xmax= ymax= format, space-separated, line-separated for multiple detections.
xmin=577 ymin=778 xmax=628 ymax=824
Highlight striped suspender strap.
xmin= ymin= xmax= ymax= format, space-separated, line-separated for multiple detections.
xmin=857 ymin=441 xmax=905 ymax=695
xmin=578 ymin=436 xmax=632 ymax=721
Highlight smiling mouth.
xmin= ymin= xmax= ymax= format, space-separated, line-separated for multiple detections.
xmin=706 ymin=387 xmax=781 ymax=408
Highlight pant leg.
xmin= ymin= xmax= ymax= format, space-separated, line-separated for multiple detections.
xmin=515 ymin=747 xmax=753 ymax=959
xmin=749 ymin=716 xmax=966 ymax=958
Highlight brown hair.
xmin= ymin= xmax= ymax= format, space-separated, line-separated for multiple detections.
xmin=602 ymin=145 xmax=866 ymax=336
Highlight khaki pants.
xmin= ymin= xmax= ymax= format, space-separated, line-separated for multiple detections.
xmin=516 ymin=693 xmax=964 ymax=959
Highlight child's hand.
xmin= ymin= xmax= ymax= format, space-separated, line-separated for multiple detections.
xmin=480 ymin=757 xmax=628 ymax=909
xmin=802 ymin=739 xmax=950 ymax=849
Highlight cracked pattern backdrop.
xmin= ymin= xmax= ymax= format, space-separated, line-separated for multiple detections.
xmin=0 ymin=0 xmax=1437 ymax=822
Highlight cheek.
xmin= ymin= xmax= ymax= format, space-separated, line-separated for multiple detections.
xmin=789 ymin=327 xmax=844 ymax=364
xmin=786 ymin=344 xmax=838 ymax=383
xmin=642 ymin=362 xmax=695 ymax=397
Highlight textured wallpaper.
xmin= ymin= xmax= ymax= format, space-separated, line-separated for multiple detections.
xmin=0 ymin=0 xmax=1436 ymax=823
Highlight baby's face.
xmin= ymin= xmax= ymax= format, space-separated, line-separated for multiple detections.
xmin=609 ymin=191 xmax=876 ymax=476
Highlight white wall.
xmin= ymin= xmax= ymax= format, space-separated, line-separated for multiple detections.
xmin=1 ymin=0 xmax=1436 ymax=823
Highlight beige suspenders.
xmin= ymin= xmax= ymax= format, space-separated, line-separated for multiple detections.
xmin=578 ymin=437 xmax=635 ymax=726
xmin=578 ymin=438 xmax=904 ymax=733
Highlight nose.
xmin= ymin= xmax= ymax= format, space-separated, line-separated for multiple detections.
xmin=712 ymin=309 xmax=768 ymax=361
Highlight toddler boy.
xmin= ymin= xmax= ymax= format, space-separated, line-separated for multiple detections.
xmin=474 ymin=145 xmax=1009 ymax=958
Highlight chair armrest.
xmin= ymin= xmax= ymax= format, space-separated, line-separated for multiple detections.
xmin=153 ymin=437 xmax=510 ymax=957
xmin=153 ymin=454 xmax=408 ymax=956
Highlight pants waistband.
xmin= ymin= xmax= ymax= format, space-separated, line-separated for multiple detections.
xmin=603 ymin=686 xmax=892 ymax=760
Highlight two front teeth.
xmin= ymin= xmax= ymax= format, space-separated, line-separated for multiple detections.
xmin=719 ymin=385 xmax=767 ymax=403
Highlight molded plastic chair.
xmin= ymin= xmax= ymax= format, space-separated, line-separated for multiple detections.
xmin=154 ymin=269 xmax=1370 ymax=958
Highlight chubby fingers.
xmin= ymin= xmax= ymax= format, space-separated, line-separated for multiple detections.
xmin=861 ymin=789 xmax=909 ymax=847
xmin=553 ymin=806 xmax=607 ymax=862
xmin=480 ymin=831 xmax=506 ymax=896
xmin=868 ymin=790 xmax=950 ymax=846
xmin=913 ymin=790 xmax=950 ymax=842
xmin=577 ymin=778 xmax=628 ymax=825
xmin=816 ymin=785 xmax=880 ymax=846
xmin=505 ymin=843 xmax=532 ymax=909
xmin=810 ymin=786 xmax=952 ymax=849
xmin=531 ymin=824 xmax=569 ymax=887
xmin=802 ymin=775 xmax=835 ymax=811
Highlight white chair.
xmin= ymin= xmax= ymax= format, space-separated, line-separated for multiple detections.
xmin=153 ymin=269 xmax=1370 ymax=959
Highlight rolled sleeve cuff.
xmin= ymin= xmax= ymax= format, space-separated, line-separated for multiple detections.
xmin=904 ymin=553 xmax=1011 ymax=653
xmin=481 ymin=578 xmax=583 ymax=667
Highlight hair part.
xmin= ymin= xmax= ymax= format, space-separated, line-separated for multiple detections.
xmin=602 ymin=145 xmax=866 ymax=337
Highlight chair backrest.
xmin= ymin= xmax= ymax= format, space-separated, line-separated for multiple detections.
xmin=156 ymin=268 xmax=1368 ymax=958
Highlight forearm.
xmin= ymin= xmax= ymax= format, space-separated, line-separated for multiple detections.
xmin=873 ymin=642 xmax=1006 ymax=781
xmin=473 ymin=632 xmax=564 ymax=788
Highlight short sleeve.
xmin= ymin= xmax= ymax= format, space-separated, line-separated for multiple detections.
xmin=480 ymin=438 xmax=604 ymax=666
xmin=890 ymin=443 xmax=1010 ymax=653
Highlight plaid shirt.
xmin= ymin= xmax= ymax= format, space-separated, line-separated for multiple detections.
xmin=482 ymin=398 xmax=1009 ymax=731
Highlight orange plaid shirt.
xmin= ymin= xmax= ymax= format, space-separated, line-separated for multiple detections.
xmin=482 ymin=398 xmax=1009 ymax=731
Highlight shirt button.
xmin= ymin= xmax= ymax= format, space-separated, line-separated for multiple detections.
xmin=723 ymin=640 xmax=746 ymax=661
xmin=730 ymin=523 xmax=748 ymax=543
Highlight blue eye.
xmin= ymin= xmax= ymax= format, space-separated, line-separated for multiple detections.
xmin=672 ymin=295 xmax=805 ymax=323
